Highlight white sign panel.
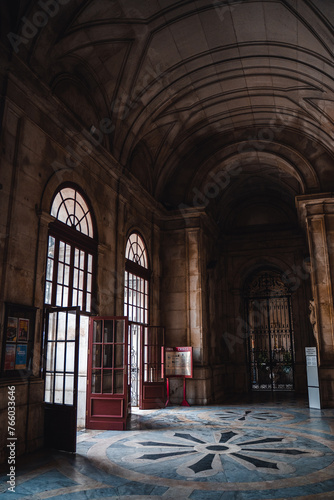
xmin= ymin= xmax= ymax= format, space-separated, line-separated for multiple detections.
xmin=305 ymin=347 xmax=321 ymax=409
xmin=306 ymin=355 xmax=317 ymax=367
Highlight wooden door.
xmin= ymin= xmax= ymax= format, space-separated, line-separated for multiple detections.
xmin=44 ymin=307 xmax=79 ymax=452
xmin=86 ymin=316 xmax=128 ymax=430
xmin=140 ymin=326 xmax=165 ymax=409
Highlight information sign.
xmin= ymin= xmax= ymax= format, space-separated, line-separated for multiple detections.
xmin=165 ymin=347 xmax=193 ymax=378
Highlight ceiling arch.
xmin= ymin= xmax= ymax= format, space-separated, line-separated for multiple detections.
xmin=158 ymin=135 xmax=322 ymax=206
xmin=188 ymin=148 xmax=319 ymax=195
xmin=211 ymin=171 xmax=300 ymax=232
xmin=3 ymin=0 xmax=334 ymax=207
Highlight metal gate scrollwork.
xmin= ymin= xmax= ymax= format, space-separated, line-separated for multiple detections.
xmin=245 ymin=270 xmax=295 ymax=391
xmin=128 ymin=323 xmax=140 ymax=406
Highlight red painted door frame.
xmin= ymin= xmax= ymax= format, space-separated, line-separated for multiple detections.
xmin=86 ymin=316 xmax=128 ymax=430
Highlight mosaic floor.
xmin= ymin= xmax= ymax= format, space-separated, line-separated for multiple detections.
xmin=2 ymin=395 xmax=334 ymax=499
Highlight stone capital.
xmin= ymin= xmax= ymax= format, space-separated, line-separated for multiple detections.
xmin=295 ymin=193 xmax=334 ymax=227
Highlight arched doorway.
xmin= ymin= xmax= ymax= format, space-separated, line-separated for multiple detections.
xmin=124 ymin=232 xmax=150 ymax=407
xmin=244 ymin=269 xmax=295 ymax=391
xmin=43 ymin=184 xmax=97 ymax=450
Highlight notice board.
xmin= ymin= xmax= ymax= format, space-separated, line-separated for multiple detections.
xmin=165 ymin=347 xmax=193 ymax=378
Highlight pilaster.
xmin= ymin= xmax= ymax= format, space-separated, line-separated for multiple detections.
xmin=296 ymin=194 xmax=334 ymax=406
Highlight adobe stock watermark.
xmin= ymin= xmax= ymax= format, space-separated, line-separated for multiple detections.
xmin=65 ymin=119 xmax=114 ymax=169
xmin=222 ymin=294 xmax=292 ymax=354
xmin=7 ymin=0 xmax=73 ymax=54
xmin=178 ymin=163 xmax=242 ymax=216
xmin=51 ymin=58 xmax=172 ymax=178
xmin=221 ymin=254 xmax=325 ymax=355
xmin=49 ymin=118 xmax=114 ymax=182
xmin=7 ymin=386 xmax=16 ymax=493
xmin=110 ymin=59 xmax=172 ymax=122
xmin=213 ymin=0 xmax=241 ymax=23
xmin=282 ymin=234 xmax=334 ymax=295
xmin=281 ymin=257 xmax=311 ymax=293
xmin=177 ymin=105 xmax=302 ymax=218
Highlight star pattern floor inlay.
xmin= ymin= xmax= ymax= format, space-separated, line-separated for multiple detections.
xmin=117 ymin=428 xmax=327 ymax=479
xmin=2 ymin=397 xmax=334 ymax=499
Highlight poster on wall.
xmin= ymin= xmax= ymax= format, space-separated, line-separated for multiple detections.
xmin=6 ymin=317 xmax=18 ymax=342
xmin=165 ymin=347 xmax=193 ymax=378
xmin=4 ymin=345 xmax=16 ymax=370
xmin=15 ymin=344 xmax=28 ymax=369
xmin=18 ymin=318 xmax=29 ymax=342
xmin=2 ymin=303 xmax=36 ymax=376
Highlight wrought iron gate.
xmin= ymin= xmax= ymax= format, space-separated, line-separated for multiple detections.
xmin=245 ymin=270 xmax=295 ymax=391
xmin=128 ymin=322 xmax=140 ymax=406
xmin=128 ymin=322 xmax=165 ymax=408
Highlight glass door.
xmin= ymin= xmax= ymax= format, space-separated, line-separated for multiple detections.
xmin=86 ymin=316 xmax=128 ymax=430
xmin=43 ymin=307 xmax=79 ymax=452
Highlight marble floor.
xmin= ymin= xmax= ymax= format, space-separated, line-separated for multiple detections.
xmin=1 ymin=394 xmax=334 ymax=499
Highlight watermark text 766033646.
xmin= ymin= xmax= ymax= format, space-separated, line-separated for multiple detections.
xmin=7 ymin=385 xmax=16 ymax=493
xmin=7 ymin=0 xmax=72 ymax=54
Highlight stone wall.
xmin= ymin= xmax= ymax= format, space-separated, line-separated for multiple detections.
xmin=2 ymin=37 xmax=334 ymax=468
xmin=160 ymin=212 xmax=217 ymax=404
xmin=0 ymin=379 xmax=44 ymax=464
xmin=0 ymin=62 xmax=162 ymax=462
xmin=217 ymin=227 xmax=314 ymax=396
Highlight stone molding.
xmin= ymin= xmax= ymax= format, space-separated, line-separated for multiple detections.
xmin=295 ymin=193 xmax=334 ymax=226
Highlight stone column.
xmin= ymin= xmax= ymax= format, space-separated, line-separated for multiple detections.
xmin=185 ymin=227 xmax=204 ymax=364
xmin=185 ymin=223 xmax=214 ymax=404
xmin=161 ymin=211 xmax=213 ymax=404
xmin=296 ymin=194 xmax=334 ymax=407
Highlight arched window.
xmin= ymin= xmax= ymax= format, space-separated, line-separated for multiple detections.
xmin=50 ymin=187 xmax=93 ymax=237
xmin=125 ymin=232 xmax=148 ymax=269
xmin=124 ymin=232 xmax=150 ymax=324
xmin=45 ymin=185 xmax=96 ymax=313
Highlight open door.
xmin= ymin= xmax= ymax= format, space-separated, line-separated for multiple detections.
xmin=44 ymin=307 xmax=80 ymax=452
xmin=128 ymin=322 xmax=141 ymax=406
xmin=86 ymin=316 xmax=128 ymax=430
xmin=140 ymin=326 xmax=165 ymax=409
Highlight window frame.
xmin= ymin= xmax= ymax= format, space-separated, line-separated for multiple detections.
xmin=45 ymin=184 xmax=97 ymax=314
xmin=50 ymin=184 xmax=95 ymax=238
xmin=124 ymin=232 xmax=150 ymax=325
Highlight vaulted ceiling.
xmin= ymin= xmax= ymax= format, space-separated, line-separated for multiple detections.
xmin=2 ymin=0 xmax=334 ymax=216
